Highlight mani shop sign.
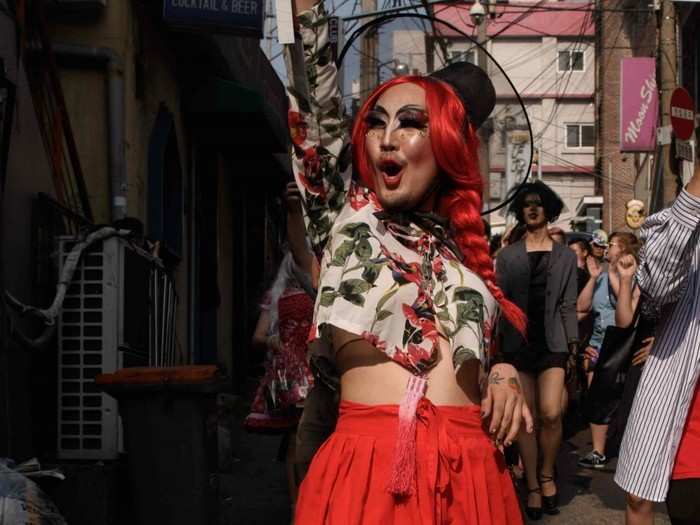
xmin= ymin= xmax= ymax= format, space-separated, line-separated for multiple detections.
xmin=163 ymin=0 xmax=264 ymax=38
xmin=620 ymin=57 xmax=658 ymax=152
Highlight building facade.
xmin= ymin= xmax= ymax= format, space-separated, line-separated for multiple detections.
xmin=387 ymin=1 xmax=597 ymax=233
xmin=1 ymin=2 xmax=290 ymax=520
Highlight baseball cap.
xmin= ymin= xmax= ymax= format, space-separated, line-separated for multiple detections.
xmin=591 ymin=229 xmax=609 ymax=247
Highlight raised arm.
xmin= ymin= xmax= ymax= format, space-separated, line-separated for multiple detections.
xmin=615 ymin=254 xmax=640 ymax=328
xmin=284 ymin=0 xmax=352 ymax=257
xmin=576 ymin=256 xmax=601 ymax=313
xmin=285 ymin=182 xmax=315 ymax=281
xmin=636 ymin=172 xmax=700 ymax=312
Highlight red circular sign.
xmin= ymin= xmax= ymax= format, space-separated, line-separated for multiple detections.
xmin=670 ymin=87 xmax=695 ymax=141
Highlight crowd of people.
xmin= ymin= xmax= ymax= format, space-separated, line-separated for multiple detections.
xmin=240 ymin=1 xmax=700 ymax=523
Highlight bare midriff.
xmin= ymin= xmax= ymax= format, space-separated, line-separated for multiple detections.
xmin=333 ymin=326 xmax=482 ymax=406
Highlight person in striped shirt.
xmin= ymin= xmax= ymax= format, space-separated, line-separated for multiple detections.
xmin=614 ymin=149 xmax=700 ymax=525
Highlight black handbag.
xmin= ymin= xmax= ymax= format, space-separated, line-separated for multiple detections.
xmin=583 ymin=309 xmax=640 ymax=425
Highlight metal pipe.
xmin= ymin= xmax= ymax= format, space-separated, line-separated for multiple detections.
xmin=160 ymin=273 xmax=167 ymax=367
xmin=164 ymin=277 xmax=171 ymax=367
xmin=49 ymin=43 xmax=127 ymax=221
xmin=154 ymin=271 xmax=160 ymax=366
xmin=172 ymin=293 xmax=178 ymax=365
xmin=169 ymin=282 xmax=175 ymax=365
xmin=149 ymin=270 xmax=155 ymax=366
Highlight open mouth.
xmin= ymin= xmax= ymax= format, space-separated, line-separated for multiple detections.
xmin=378 ymin=159 xmax=405 ymax=189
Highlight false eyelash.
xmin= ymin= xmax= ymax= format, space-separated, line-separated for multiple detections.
xmin=398 ymin=118 xmax=428 ymax=129
xmin=364 ymin=116 xmax=386 ymax=128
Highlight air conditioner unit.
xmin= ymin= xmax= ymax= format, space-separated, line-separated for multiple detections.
xmin=57 ymin=235 xmax=177 ymax=460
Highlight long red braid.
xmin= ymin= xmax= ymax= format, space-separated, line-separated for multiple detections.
xmin=352 ymin=76 xmax=527 ymax=336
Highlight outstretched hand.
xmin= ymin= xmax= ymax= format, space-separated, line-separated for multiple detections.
xmin=481 ymin=363 xmax=533 ymax=447
xmin=586 ymin=255 xmax=602 ymax=279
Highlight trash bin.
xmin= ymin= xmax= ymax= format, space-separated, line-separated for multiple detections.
xmin=95 ymin=365 xmax=227 ymax=525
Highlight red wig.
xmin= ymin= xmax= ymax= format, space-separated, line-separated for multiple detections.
xmin=351 ymin=76 xmax=526 ymax=336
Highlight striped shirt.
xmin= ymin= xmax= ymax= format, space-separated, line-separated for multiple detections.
xmin=615 ymin=189 xmax=700 ymax=502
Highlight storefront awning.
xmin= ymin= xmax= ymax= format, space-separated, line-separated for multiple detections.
xmin=187 ymin=77 xmax=288 ymax=152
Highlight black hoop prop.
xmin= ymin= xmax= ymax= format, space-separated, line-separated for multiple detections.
xmin=336 ymin=13 xmax=534 ymax=216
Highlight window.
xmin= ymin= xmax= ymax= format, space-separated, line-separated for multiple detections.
xmin=566 ymin=124 xmax=595 ymax=148
xmin=148 ymin=105 xmax=183 ymax=258
xmin=558 ymin=50 xmax=584 ymax=71
xmin=449 ymin=50 xmax=476 ymax=65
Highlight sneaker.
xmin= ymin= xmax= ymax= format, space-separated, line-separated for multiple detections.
xmin=577 ymin=450 xmax=608 ymax=469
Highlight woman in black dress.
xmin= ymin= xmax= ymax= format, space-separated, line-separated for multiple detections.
xmin=495 ymin=182 xmax=579 ymax=519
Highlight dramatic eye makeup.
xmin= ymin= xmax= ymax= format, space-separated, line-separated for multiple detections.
xmin=365 ymin=105 xmax=429 ymax=131
xmin=396 ymin=109 xmax=429 ymax=129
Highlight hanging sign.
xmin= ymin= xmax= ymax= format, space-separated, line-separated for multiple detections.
xmin=675 ymin=139 xmax=694 ymax=161
xmin=620 ymin=57 xmax=658 ymax=152
xmin=163 ymin=0 xmax=265 ymax=37
xmin=506 ymin=131 xmax=531 ymax=190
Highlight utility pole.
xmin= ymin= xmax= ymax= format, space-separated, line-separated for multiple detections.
xmin=658 ymin=0 xmax=679 ymax=206
xmin=473 ymin=5 xmax=491 ymax=204
xmin=360 ymin=0 xmax=378 ymax=104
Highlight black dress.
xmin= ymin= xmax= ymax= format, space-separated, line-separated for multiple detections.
xmin=505 ymin=251 xmax=569 ymax=374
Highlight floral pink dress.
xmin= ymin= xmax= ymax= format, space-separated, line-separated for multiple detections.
xmin=244 ymin=287 xmax=315 ymax=432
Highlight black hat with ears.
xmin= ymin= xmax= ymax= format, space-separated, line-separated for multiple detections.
xmin=429 ymin=62 xmax=496 ymax=130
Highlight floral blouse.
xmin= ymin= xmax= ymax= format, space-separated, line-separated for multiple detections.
xmin=284 ymin=3 xmax=497 ymax=387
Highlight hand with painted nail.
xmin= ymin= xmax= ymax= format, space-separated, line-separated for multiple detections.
xmin=481 ymin=363 xmax=534 ymax=447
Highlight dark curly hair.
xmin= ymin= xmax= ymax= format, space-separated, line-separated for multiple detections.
xmin=507 ymin=181 xmax=565 ymax=224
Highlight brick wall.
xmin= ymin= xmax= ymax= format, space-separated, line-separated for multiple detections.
xmin=597 ymin=0 xmax=656 ymax=233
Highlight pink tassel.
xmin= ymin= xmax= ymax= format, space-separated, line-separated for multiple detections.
xmin=386 ymin=375 xmax=427 ymax=497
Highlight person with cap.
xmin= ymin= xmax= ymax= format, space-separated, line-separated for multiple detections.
xmin=495 ymin=181 xmax=579 ymax=519
xmin=283 ymin=0 xmax=532 ymax=522
xmin=590 ymin=229 xmax=609 ymax=263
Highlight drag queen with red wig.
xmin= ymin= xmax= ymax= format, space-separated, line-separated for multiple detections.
xmin=284 ymin=1 xmax=532 ymax=522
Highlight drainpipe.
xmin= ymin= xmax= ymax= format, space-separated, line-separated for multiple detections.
xmin=50 ymin=43 xmax=127 ymax=221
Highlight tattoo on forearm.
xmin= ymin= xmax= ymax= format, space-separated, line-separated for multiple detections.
xmin=507 ymin=377 xmax=521 ymax=394
xmin=488 ymin=371 xmax=503 ymax=385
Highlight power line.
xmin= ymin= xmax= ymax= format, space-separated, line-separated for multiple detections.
xmin=538 ymin=149 xmax=635 ymax=192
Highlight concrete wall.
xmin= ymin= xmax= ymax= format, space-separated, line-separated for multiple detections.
xmin=1 ymin=14 xmax=56 ymax=303
xmin=392 ymin=30 xmax=428 ymax=74
xmin=49 ymin=2 xmax=191 ymax=359
xmin=1 ymin=4 xmax=58 ymax=460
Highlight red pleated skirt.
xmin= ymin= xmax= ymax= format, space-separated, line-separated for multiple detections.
xmin=295 ymin=398 xmax=523 ymax=525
